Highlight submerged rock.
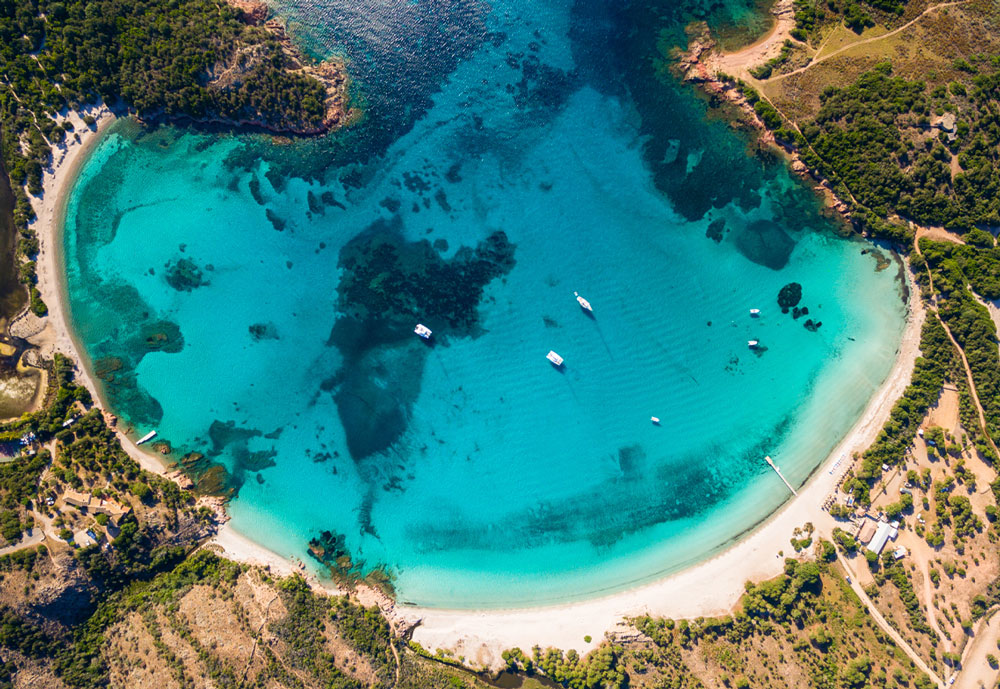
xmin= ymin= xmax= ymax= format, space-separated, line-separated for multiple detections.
xmin=165 ymin=258 xmax=208 ymax=292
xmin=141 ymin=320 xmax=184 ymax=353
xmin=434 ymin=188 xmax=451 ymax=212
xmin=333 ymin=217 xmax=516 ymax=336
xmin=239 ymin=448 xmax=276 ymax=472
xmin=94 ymin=356 xmax=124 ymax=382
xmin=248 ymin=322 xmax=280 ymax=341
xmin=265 ymin=208 xmax=286 ymax=232
xmin=734 ymin=220 xmax=795 ymax=270
xmin=706 ymin=218 xmax=726 ymax=243
xmin=196 ymin=464 xmax=234 ymax=497
xmin=778 ymin=282 xmax=802 ymax=313
xmin=662 ymin=139 xmax=681 ymax=165
xmin=307 ymin=529 xmax=376 ymax=586
xmin=208 ymin=419 xmax=262 ymax=455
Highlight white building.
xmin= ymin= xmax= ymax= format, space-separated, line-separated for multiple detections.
xmin=867 ymin=520 xmax=899 ymax=555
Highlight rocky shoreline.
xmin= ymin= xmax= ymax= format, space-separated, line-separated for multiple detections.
xmin=673 ymin=21 xmax=854 ymax=222
xmin=197 ymin=0 xmax=354 ymax=135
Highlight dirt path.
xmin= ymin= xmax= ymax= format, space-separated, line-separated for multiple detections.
xmin=240 ymin=593 xmax=279 ymax=685
xmin=390 ymin=639 xmax=401 ymax=688
xmin=0 ymin=527 xmax=43 ymax=557
xmin=954 ymin=609 xmax=1000 ymax=689
xmin=771 ymin=0 xmax=972 ymax=81
xmin=841 ymin=558 xmax=945 ymax=687
xmin=919 ymin=559 xmax=952 ymax=654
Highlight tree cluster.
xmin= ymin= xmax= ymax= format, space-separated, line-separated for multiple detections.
xmin=800 ymin=60 xmax=1000 ymax=237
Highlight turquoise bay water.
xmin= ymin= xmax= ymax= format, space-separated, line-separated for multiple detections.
xmin=63 ymin=0 xmax=907 ymax=607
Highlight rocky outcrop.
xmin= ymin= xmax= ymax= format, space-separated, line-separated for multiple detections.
xmin=203 ymin=0 xmax=354 ymax=135
xmin=24 ymin=563 xmax=95 ymax=629
xmin=228 ymin=0 xmax=268 ymax=24
xmin=303 ymin=59 xmax=351 ymax=130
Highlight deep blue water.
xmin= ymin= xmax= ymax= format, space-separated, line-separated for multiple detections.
xmin=62 ymin=0 xmax=907 ymax=606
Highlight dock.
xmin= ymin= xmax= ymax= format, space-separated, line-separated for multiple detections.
xmin=765 ymin=455 xmax=797 ymax=496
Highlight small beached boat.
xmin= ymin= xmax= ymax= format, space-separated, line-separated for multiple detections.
xmin=747 ymin=340 xmax=759 ymax=349
xmin=749 ymin=308 xmax=760 ymax=317
xmin=574 ymin=292 xmax=593 ymax=312
xmin=414 ymin=324 xmax=432 ymax=340
xmin=651 ymin=416 xmax=660 ymax=425
xmin=136 ymin=430 xmax=157 ymax=445
xmin=546 ymin=350 xmax=564 ymax=366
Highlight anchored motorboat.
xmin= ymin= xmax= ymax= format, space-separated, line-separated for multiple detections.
xmin=749 ymin=308 xmax=760 ymax=317
xmin=651 ymin=416 xmax=660 ymax=425
xmin=748 ymin=340 xmax=759 ymax=348
xmin=546 ymin=350 xmax=564 ymax=366
xmin=414 ymin=324 xmax=432 ymax=340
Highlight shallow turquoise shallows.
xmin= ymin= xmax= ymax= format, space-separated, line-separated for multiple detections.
xmin=63 ymin=0 xmax=907 ymax=607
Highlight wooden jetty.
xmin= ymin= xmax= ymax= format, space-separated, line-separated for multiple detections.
xmin=765 ymin=455 xmax=797 ymax=496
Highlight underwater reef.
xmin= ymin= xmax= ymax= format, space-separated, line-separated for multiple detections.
xmin=326 ymin=218 xmax=516 ymax=463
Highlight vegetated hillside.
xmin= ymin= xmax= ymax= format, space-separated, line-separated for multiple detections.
xmin=4 ymin=550 xmax=489 ymax=689
xmin=919 ymin=239 xmax=1000 ymax=437
xmin=500 ymin=553 xmax=936 ymax=689
xmin=0 ymin=0 xmax=346 ymax=316
xmin=0 ymin=355 xmax=220 ymax=667
xmin=2 ymin=544 xmax=944 ymax=689
xmin=800 ymin=60 xmax=1000 ymax=235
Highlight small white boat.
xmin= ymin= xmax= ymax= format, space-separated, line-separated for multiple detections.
xmin=651 ymin=416 xmax=660 ymax=425
xmin=748 ymin=340 xmax=759 ymax=348
xmin=546 ymin=350 xmax=564 ymax=366
xmin=574 ymin=292 xmax=593 ymax=312
xmin=136 ymin=430 xmax=157 ymax=445
xmin=749 ymin=308 xmax=760 ymax=317
xmin=414 ymin=324 xmax=432 ymax=340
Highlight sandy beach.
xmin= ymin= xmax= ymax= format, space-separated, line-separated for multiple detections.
xmin=20 ymin=105 xmax=173 ymax=479
xmin=211 ymin=521 xmax=314 ymax=579
xmin=21 ymin=103 xmax=929 ymax=671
